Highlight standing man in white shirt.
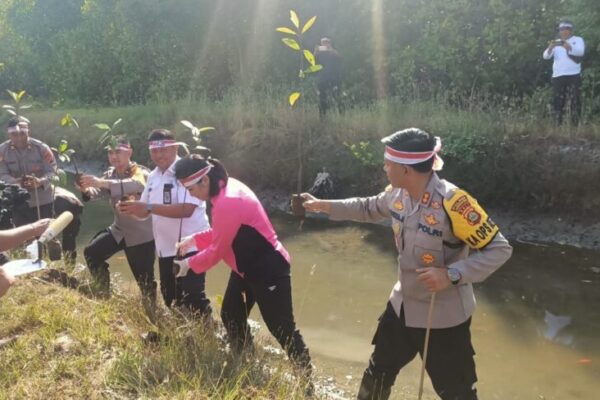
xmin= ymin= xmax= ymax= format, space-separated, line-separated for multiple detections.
xmin=118 ymin=129 xmax=211 ymax=316
xmin=543 ymin=20 xmax=585 ymax=125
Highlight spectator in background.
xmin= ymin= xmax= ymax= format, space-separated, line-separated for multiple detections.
xmin=543 ymin=20 xmax=585 ymax=125
xmin=315 ymin=37 xmax=342 ymax=116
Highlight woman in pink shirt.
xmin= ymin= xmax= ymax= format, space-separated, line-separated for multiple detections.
xmin=172 ymin=155 xmax=311 ymax=373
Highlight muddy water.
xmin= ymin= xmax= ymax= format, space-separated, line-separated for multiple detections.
xmin=77 ymin=206 xmax=600 ymax=400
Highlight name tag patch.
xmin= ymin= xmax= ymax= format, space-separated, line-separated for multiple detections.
xmin=418 ymin=222 xmax=442 ymax=237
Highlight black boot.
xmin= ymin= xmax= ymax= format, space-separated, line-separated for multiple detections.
xmin=89 ymin=262 xmax=111 ymax=298
xmin=357 ymin=371 xmax=392 ymax=400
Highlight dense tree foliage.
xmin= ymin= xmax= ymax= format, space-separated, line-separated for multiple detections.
xmin=0 ymin=0 xmax=598 ymax=108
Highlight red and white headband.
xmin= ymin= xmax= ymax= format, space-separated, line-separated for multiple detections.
xmin=7 ymin=122 xmax=29 ymax=134
xmin=384 ymin=136 xmax=444 ymax=171
xmin=113 ymin=144 xmax=132 ymax=151
xmin=179 ymin=165 xmax=212 ymax=188
xmin=148 ymin=139 xmax=177 ymax=149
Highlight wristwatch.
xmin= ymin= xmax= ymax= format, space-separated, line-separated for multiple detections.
xmin=447 ymin=268 xmax=462 ymax=285
xmin=146 ymin=203 xmax=153 ymax=214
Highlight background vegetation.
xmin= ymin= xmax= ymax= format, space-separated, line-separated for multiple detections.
xmin=1 ymin=0 xmax=599 ymax=214
xmin=0 ymin=0 xmax=599 ymax=113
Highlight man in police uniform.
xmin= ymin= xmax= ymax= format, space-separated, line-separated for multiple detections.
xmin=0 ymin=118 xmax=82 ymax=261
xmin=78 ymin=137 xmax=156 ymax=302
xmin=302 ymin=128 xmax=513 ymax=400
xmin=118 ymin=129 xmax=211 ymax=316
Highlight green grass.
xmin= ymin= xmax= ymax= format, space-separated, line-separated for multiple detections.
xmin=0 ymin=273 xmax=313 ymax=400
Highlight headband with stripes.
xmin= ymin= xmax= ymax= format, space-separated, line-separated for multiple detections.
xmin=384 ymin=136 xmax=444 ymax=171
xmin=178 ymin=165 xmax=212 ymax=187
xmin=148 ymin=139 xmax=177 ymax=149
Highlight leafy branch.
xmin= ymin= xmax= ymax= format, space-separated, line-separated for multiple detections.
xmin=3 ymin=90 xmax=32 ymax=121
xmin=276 ymin=10 xmax=322 ymax=107
xmin=179 ymin=120 xmax=215 ymax=155
xmin=94 ymin=118 xmax=123 ymax=150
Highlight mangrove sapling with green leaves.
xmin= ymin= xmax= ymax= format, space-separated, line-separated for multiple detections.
xmin=179 ymin=120 xmax=215 ymax=156
xmin=93 ymin=118 xmax=131 ymax=201
xmin=3 ymin=90 xmax=32 ymax=122
xmin=276 ymin=10 xmax=322 ymax=216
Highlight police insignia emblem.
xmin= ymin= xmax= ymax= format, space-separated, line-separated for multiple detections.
xmin=421 ymin=192 xmax=431 ymax=204
xmin=431 ymin=201 xmax=441 ymax=209
xmin=467 ymin=210 xmax=481 ymax=225
xmin=394 ymin=200 xmax=404 ymax=210
xmin=444 ymin=189 xmax=499 ymax=250
xmin=421 ymin=253 xmax=435 ymax=265
xmin=424 ymin=214 xmax=438 ymax=226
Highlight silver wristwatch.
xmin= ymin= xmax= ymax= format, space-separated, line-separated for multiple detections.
xmin=447 ymin=268 xmax=462 ymax=285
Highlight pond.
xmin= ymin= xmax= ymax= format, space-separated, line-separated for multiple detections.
xmin=77 ymin=201 xmax=600 ymax=399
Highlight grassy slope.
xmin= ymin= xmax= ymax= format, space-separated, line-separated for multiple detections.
xmin=0 ymin=273 xmax=311 ymax=400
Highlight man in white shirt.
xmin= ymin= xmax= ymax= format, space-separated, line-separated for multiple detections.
xmin=118 ymin=129 xmax=211 ymax=315
xmin=543 ymin=20 xmax=585 ymax=125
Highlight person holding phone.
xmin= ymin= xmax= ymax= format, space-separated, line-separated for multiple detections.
xmin=118 ymin=129 xmax=211 ymax=316
xmin=543 ymin=20 xmax=585 ymax=125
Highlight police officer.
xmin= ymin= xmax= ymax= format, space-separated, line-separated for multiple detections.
xmin=302 ymin=128 xmax=513 ymax=400
xmin=78 ymin=137 xmax=156 ymax=303
xmin=0 ymin=118 xmax=82 ymax=262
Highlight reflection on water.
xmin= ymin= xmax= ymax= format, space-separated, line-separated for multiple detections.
xmin=77 ymin=205 xmax=600 ymax=399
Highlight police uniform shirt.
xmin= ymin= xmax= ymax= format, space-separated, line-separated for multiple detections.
xmin=543 ymin=35 xmax=585 ymax=77
xmin=0 ymin=138 xmax=56 ymax=207
xmin=86 ymin=162 xmax=154 ymax=247
xmin=328 ymin=173 xmax=513 ymax=329
xmin=140 ymin=157 xmax=210 ymax=258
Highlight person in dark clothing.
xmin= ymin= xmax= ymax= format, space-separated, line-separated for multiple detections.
xmin=315 ymin=37 xmax=342 ymax=116
xmin=171 ymin=155 xmax=312 ymax=377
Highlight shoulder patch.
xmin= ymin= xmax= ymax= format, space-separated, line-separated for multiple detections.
xmin=443 ymin=189 xmax=499 ymax=249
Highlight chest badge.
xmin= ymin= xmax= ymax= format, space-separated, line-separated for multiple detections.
xmin=393 ymin=200 xmax=404 ymax=210
xmin=431 ymin=201 xmax=441 ymax=209
xmin=424 ymin=214 xmax=439 ymax=226
xmin=421 ymin=192 xmax=431 ymax=205
xmin=421 ymin=253 xmax=435 ymax=265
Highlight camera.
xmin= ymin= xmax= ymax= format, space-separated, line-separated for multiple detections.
xmin=0 ymin=181 xmax=31 ymax=229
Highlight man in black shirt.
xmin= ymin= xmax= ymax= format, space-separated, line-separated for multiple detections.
xmin=315 ymin=37 xmax=342 ymax=116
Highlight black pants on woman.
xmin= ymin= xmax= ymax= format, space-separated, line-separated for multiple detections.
xmin=158 ymin=254 xmax=212 ymax=315
xmin=357 ymin=302 xmax=478 ymax=400
xmin=84 ymin=229 xmax=156 ymax=300
xmin=220 ymin=254 xmax=311 ymax=371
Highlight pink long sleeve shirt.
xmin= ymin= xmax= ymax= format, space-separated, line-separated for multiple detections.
xmin=186 ymin=178 xmax=290 ymax=277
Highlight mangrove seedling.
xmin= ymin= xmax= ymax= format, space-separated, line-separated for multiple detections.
xmin=179 ymin=120 xmax=215 ymax=156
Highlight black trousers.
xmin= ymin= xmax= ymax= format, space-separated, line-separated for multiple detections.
xmin=318 ymin=80 xmax=343 ymax=116
xmin=158 ymin=255 xmax=211 ymax=315
xmin=84 ymin=229 xmax=156 ymax=299
xmin=358 ymin=302 xmax=478 ymax=400
xmin=552 ymin=74 xmax=582 ymax=125
xmin=13 ymin=197 xmax=82 ymax=254
xmin=220 ymin=256 xmax=311 ymax=370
